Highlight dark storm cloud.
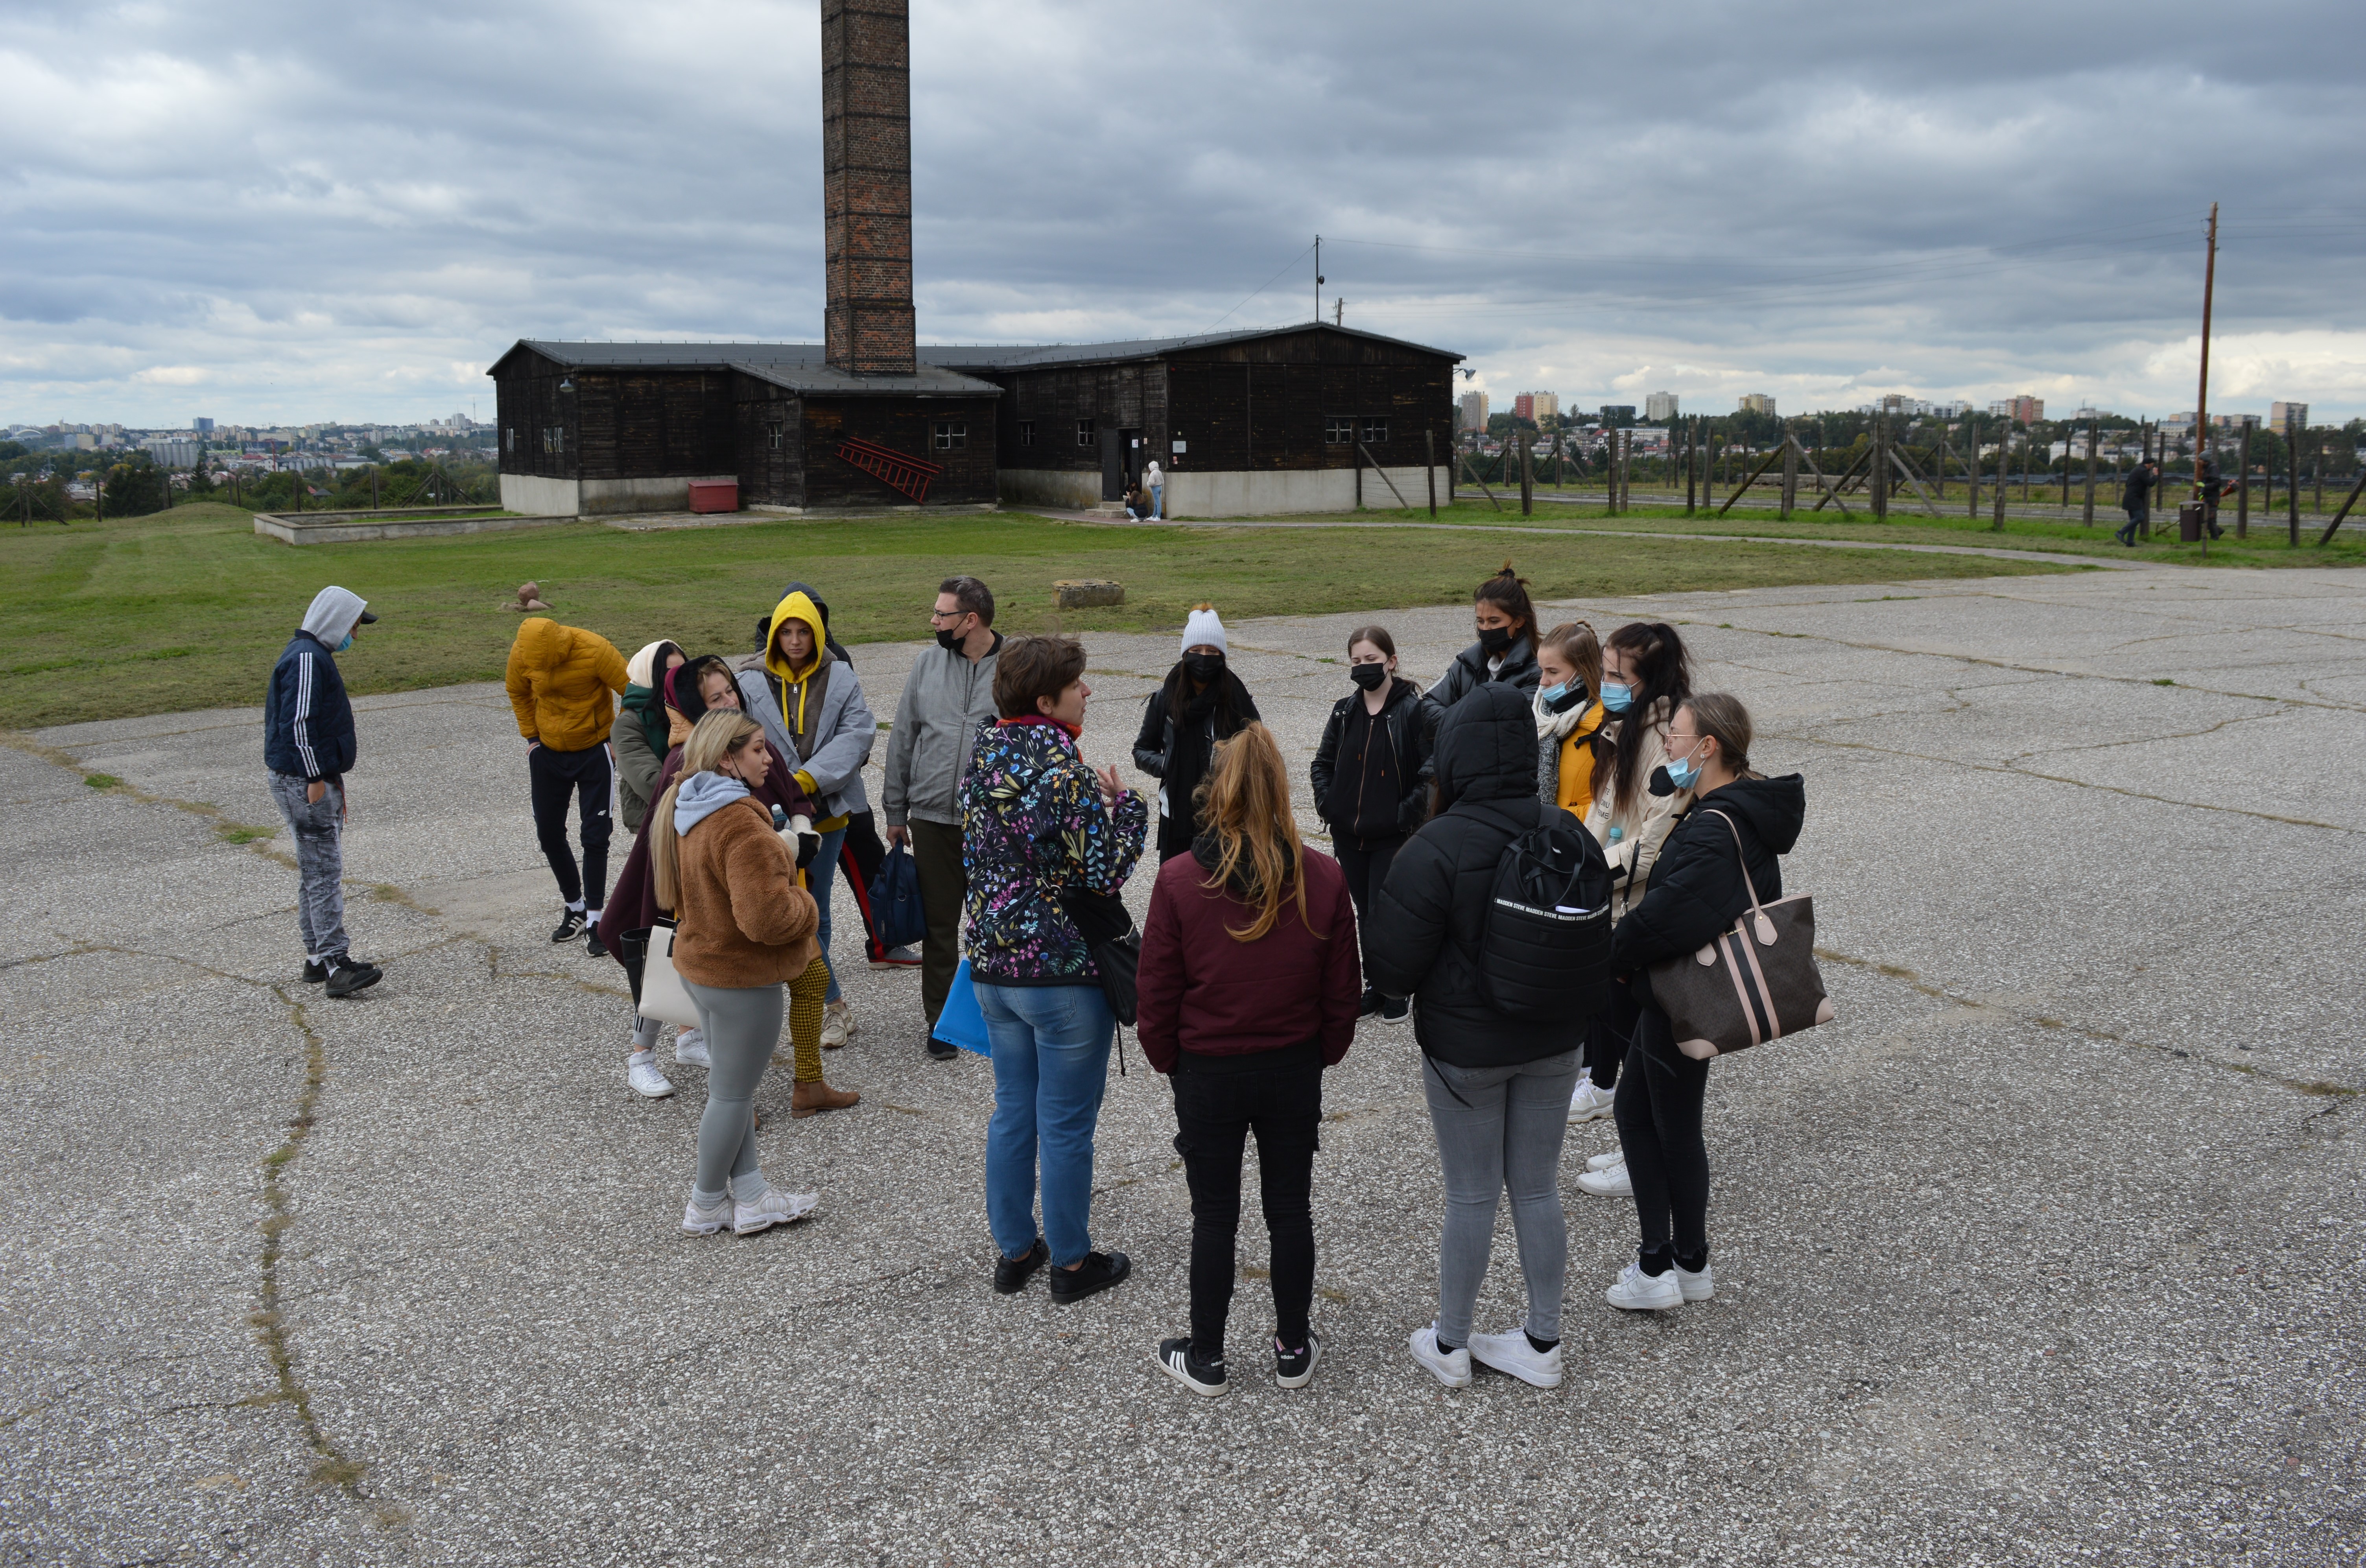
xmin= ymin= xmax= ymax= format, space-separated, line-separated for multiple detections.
xmin=4 ymin=0 xmax=2360 ymax=424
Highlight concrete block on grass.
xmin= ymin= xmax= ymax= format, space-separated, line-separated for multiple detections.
xmin=1054 ymin=579 xmax=1125 ymax=609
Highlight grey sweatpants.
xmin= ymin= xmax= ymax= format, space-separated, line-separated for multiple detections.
xmin=682 ymin=978 xmax=783 ymax=1203
xmin=268 ymin=772 xmax=348 ymax=961
xmin=1422 ymin=1049 xmax=1583 ymax=1345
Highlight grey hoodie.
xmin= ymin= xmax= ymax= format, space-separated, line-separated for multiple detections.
xmin=299 ymin=586 xmax=370 ymax=648
xmin=671 ymin=771 xmax=751 ymax=836
xmin=882 ymin=635 xmax=1002 ymax=828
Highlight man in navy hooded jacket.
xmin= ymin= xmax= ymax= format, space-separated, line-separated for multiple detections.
xmin=264 ymin=585 xmax=382 ymax=997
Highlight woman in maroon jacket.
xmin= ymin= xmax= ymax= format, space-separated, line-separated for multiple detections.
xmin=1137 ymin=722 xmax=1362 ymax=1399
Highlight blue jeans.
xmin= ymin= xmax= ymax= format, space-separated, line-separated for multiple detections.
xmin=977 ymin=982 xmax=1114 ymax=1266
xmin=1150 ymin=483 xmax=1163 ymax=518
xmin=810 ymin=826 xmax=846 ymax=1003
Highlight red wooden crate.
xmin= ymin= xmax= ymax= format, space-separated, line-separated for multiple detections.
xmin=687 ymin=480 xmax=739 ymax=514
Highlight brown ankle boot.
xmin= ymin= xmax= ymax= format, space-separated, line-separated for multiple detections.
xmin=791 ymin=1079 xmax=860 ymax=1118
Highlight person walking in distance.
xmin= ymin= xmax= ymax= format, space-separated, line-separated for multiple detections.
xmin=1426 ymin=563 xmax=1542 ymax=711
xmin=263 ymin=585 xmax=382 ymax=998
xmin=1139 ymin=723 xmax=1362 ymax=1398
xmin=2116 ymin=459 xmax=2158 ymax=548
xmin=1143 ymin=456 xmax=1165 ymax=520
xmin=1309 ymin=625 xmax=1433 ymax=1024
xmin=1367 ymin=684 xmax=1590 ymax=1391
xmin=655 ymin=710 xmax=824 ymax=1237
xmin=739 ymin=586 xmax=877 ymax=1055
xmin=1601 ymin=695 xmax=1804 ymax=1311
xmin=1573 ymin=621 xmax=1696 ymax=1156
xmin=883 ymin=576 xmax=1002 ymax=1061
xmin=1134 ymin=605 xmax=1260 ymax=863
xmin=963 ymin=636 xmax=1149 ymax=1303
xmin=506 ymin=616 xmax=629 ymax=954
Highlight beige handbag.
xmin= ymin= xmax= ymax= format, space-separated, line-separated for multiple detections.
xmin=1644 ymin=810 xmax=1833 ymax=1060
xmin=638 ymin=918 xmax=703 ymax=1029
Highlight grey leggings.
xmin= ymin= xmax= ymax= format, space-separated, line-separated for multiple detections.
xmin=1422 ymin=1049 xmax=1583 ymax=1346
xmin=682 ymin=978 xmax=783 ymax=1202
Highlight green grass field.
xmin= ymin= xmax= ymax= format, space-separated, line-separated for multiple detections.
xmin=0 ymin=498 xmax=2100 ymax=730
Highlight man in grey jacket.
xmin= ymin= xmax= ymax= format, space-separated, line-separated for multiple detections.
xmin=883 ymin=575 xmax=1001 ymax=1058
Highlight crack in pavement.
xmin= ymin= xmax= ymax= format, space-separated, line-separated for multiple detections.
xmin=1816 ymin=947 xmax=2357 ymax=1099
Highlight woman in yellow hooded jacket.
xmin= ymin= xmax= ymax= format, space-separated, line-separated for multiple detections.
xmin=736 ymin=584 xmax=878 ymax=1047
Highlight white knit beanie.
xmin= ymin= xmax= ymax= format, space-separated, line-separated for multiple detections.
xmin=1180 ymin=604 xmax=1227 ymax=656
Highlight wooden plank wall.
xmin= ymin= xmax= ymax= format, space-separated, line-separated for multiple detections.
xmin=733 ymin=379 xmax=804 ymax=507
xmin=991 ymin=363 xmax=1164 ymax=474
xmin=800 ymin=395 xmax=1000 ymax=507
xmin=492 ymin=358 xmax=575 ymax=480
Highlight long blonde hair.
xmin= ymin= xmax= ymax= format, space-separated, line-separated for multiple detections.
xmin=1195 ymin=722 xmax=1315 ymax=943
xmin=651 ymin=711 xmax=763 ymax=912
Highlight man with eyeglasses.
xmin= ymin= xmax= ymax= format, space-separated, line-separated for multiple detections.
xmin=883 ymin=575 xmax=1002 ymax=1059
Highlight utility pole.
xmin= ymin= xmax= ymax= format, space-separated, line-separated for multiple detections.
xmin=2194 ymin=202 xmax=2218 ymax=510
xmin=1333 ymin=298 xmax=1344 ymax=327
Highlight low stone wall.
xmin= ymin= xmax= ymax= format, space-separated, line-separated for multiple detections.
xmin=253 ymin=507 xmax=576 ymax=545
xmin=496 ymin=473 xmax=743 ymax=517
xmin=1164 ymin=465 xmax=1444 ymax=518
xmin=995 ymin=468 xmax=1104 ymax=512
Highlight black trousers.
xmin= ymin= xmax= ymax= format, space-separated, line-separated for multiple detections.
xmin=1588 ymin=974 xmax=1640 ymax=1090
xmin=529 ymin=742 xmax=614 ymax=908
xmin=909 ymin=819 xmax=967 ymax=1028
xmin=837 ymin=810 xmax=887 ymax=961
xmin=1330 ymin=833 xmax=1402 ymax=991
xmin=1171 ymin=1050 xmax=1324 ymax=1357
xmin=1613 ymin=1001 xmax=1711 ymax=1259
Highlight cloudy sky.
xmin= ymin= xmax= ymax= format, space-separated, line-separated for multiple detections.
xmin=6 ymin=0 xmax=2362 ymax=429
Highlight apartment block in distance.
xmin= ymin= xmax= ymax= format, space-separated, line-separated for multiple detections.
xmin=1988 ymin=395 xmax=2044 ymax=423
xmin=1644 ymin=391 xmax=1678 ymax=421
xmin=1459 ymin=391 xmax=1488 ymax=431
xmin=1513 ymin=391 xmax=1559 ymax=424
xmin=2270 ymin=401 xmax=2309 ymax=431
xmin=1739 ymin=393 xmax=1776 ymax=415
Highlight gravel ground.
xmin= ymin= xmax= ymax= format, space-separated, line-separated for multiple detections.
xmin=3 ymin=563 xmax=2361 ymax=1566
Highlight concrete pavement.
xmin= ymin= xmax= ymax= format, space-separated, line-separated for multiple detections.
xmin=4 ymin=561 xmax=2362 ymax=1565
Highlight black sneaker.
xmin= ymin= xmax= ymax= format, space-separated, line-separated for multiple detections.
xmin=1380 ymin=995 xmax=1411 ymax=1026
xmin=994 ymin=1236 xmax=1049 ymax=1295
xmin=1155 ymin=1337 xmax=1228 ymax=1398
xmin=301 ymin=959 xmax=329 ymax=984
xmin=551 ymin=909 xmax=587 ymax=943
xmin=1357 ymin=987 xmax=1382 ymax=1018
xmin=1049 ymin=1249 xmax=1130 ymax=1304
xmin=325 ymin=956 xmax=382 ymax=998
xmin=926 ymin=1033 xmax=958 ymax=1061
xmin=585 ymin=921 xmax=608 ymax=959
xmin=1274 ymin=1331 xmax=1323 ymax=1389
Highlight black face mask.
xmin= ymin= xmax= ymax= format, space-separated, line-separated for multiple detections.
xmin=1350 ymin=662 xmax=1388 ymax=692
xmin=1477 ymin=625 xmax=1514 ymax=655
xmin=1183 ymin=652 xmax=1225 ymax=684
xmin=935 ymin=624 xmax=963 ymax=651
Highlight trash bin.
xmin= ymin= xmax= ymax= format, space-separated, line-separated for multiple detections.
xmin=688 ymin=480 xmax=739 ymax=514
xmin=2178 ymin=501 xmax=2204 ymax=542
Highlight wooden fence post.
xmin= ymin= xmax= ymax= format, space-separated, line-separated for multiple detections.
xmin=1684 ymin=419 xmax=1697 ymax=513
xmin=2235 ymin=421 xmax=2250 ymax=538
xmin=1520 ymin=438 xmax=1533 ymax=516
xmin=1780 ymin=430 xmax=1798 ymax=518
xmin=2083 ymin=421 xmax=2098 ymax=526
xmin=1871 ymin=415 xmax=1890 ymax=520
xmin=2286 ymin=415 xmax=2301 ymax=544
xmin=1967 ymin=415 xmax=1981 ymax=518
xmin=1992 ymin=424 xmax=2010 ymax=531
xmin=1425 ymin=429 xmax=1437 ymax=516
xmin=2316 ymin=468 xmax=2366 ymax=546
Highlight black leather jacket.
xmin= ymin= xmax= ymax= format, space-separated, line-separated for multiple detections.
xmin=1310 ymin=677 xmax=1435 ymax=839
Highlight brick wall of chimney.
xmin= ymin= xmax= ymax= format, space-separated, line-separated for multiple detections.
xmin=822 ymin=0 xmax=916 ymax=377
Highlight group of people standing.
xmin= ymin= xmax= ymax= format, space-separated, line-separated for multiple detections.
xmin=260 ymin=558 xmax=1804 ymax=1385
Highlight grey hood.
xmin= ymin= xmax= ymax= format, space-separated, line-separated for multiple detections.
xmin=299 ymin=586 xmax=372 ymax=647
xmin=672 ymin=770 xmax=752 ymax=835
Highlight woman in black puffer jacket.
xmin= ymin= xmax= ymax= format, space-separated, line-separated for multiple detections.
xmin=1425 ymin=563 xmax=1542 ymax=712
xmin=1366 ymin=683 xmax=1590 ymax=1392
xmin=1310 ymin=624 xmax=1434 ymax=1022
xmin=1600 ymin=692 xmax=1804 ymax=1317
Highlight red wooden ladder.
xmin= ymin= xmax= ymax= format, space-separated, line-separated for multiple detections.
xmin=834 ymin=436 xmax=943 ymax=504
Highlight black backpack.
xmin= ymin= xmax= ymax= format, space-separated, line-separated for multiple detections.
xmin=1464 ymin=804 xmax=1613 ymax=1021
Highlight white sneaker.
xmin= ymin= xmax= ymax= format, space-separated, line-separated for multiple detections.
xmin=1585 ymin=1150 xmax=1627 ymax=1173
xmin=1466 ymin=1328 xmax=1564 ymax=1389
xmin=627 ymin=1053 xmax=675 ymax=1099
xmin=820 ymin=1000 xmax=855 ymax=1050
xmin=672 ymin=1028 xmax=709 ymax=1068
xmin=1408 ymin=1323 xmax=1472 ymax=1389
xmin=1567 ymin=1078 xmax=1616 ymax=1123
xmin=733 ymin=1188 xmax=819 ymax=1236
xmin=681 ymin=1194 xmax=731 ymax=1235
xmin=1604 ymin=1261 xmax=1682 ymax=1312
xmin=1674 ymin=1259 xmax=1715 ymax=1303
xmin=1576 ymin=1162 xmax=1633 ymax=1198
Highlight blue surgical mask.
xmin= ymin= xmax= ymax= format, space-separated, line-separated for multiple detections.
xmin=1600 ymin=682 xmax=1634 ymax=714
xmin=336 ymin=634 xmax=354 ymax=652
xmin=1665 ymin=748 xmax=1702 ymax=790
xmin=1539 ymin=681 xmax=1586 ymax=715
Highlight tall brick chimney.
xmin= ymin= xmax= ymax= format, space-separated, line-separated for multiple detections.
xmin=821 ymin=0 xmax=916 ymax=377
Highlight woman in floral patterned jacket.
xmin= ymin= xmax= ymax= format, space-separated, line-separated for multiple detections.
xmin=959 ymin=634 xmax=1149 ymax=1304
